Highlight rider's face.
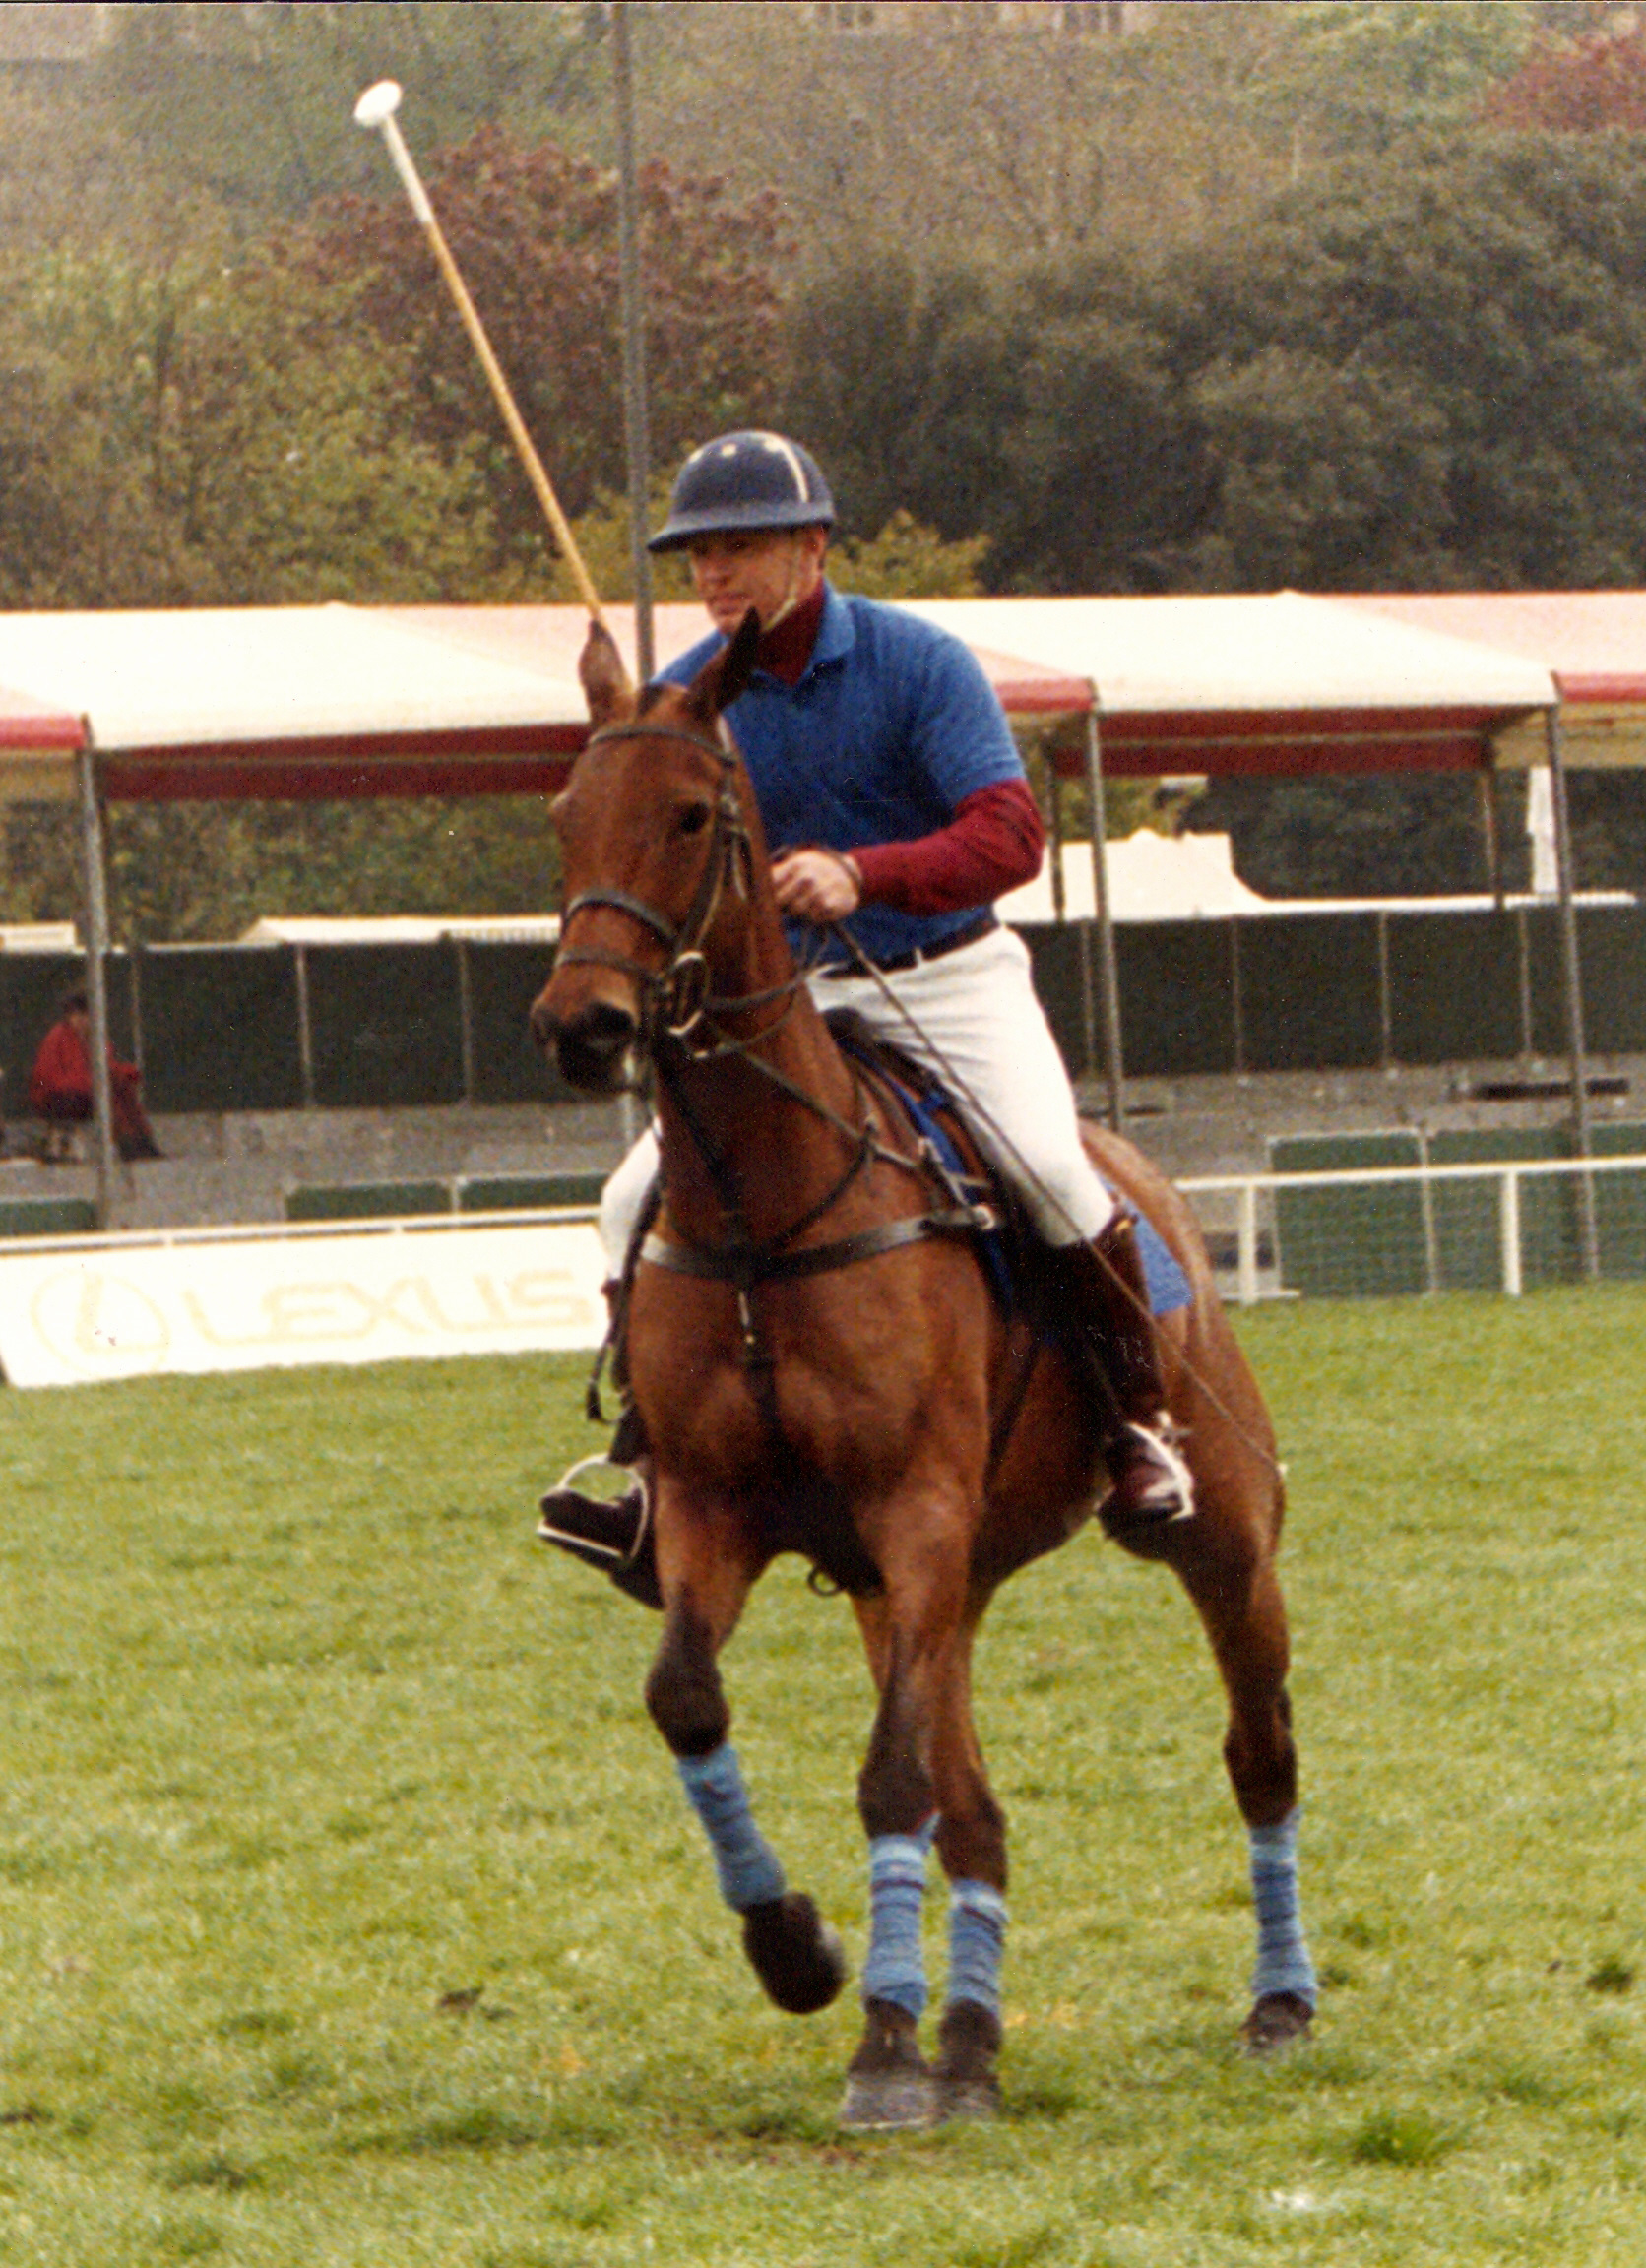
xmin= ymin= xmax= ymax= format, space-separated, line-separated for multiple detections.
xmin=687 ymin=526 xmax=827 ymax=636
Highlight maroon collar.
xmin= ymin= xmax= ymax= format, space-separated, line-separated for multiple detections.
xmin=754 ymin=581 xmax=827 ymax=686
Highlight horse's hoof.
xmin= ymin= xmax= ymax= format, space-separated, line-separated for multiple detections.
xmin=839 ymin=2067 xmax=938 ymax=2132
xmin=934 ymin=1998 xmax=1001 ymax=2122
xmin=936 ymin=2073 xmax=1000 ymax=2123
xmin=1241 ymin=1991 xmax=1314 ymax=2056
xmin=839 ymin=1997 xmax=936 ymax=2132
xmin=741 ymin=1893 xmax=847 ymax=2016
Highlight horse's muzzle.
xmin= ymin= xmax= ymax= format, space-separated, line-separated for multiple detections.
xmin=532 ymin=994 xmax=639 ymax=1095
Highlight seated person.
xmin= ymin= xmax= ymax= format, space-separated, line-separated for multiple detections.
xmin=29 ymin=990 xmax=161 ymax=1161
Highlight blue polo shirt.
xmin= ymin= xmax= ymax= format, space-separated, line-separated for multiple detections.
xmin=660 ymin=585 xmax=1026 ymax=966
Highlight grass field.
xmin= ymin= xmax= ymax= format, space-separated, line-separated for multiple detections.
xmin=1 ymin=1288 xmax=1645 ymax=2265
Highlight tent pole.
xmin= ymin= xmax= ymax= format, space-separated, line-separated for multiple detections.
xmin=612 ymin=0 xmax=656 ymax=683
xmin=1478 ymin=763 xmax=1503 ymax=910
xmin=75 ymin=735 xmax=117 ymax=1228
xmin=1082 ymin=697 xmax=1126 ymax=1135
xmin=1045 ymin=732 xmax=1066 ymax=921
xmin=1545 ymin=701 xmax=1597 ymax=1278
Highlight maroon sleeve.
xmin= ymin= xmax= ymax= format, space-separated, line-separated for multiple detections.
xmin=849 ymin=779 xmax=1045 ymax=915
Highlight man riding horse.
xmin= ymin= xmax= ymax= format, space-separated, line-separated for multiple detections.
xmin=539 ymin=429 xmax=1194 ymax=1595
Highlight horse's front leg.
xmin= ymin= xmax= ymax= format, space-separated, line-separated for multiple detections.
xmin=644 ymin=1481 xmax=847 ymax=2018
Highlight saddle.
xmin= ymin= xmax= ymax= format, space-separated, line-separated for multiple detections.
xmin=821 ymin=1006 xmax=1028 ymax=1317
xmin=820 ymin=1008 xmax=1192 ymax=1330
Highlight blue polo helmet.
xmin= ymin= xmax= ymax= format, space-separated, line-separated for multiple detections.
xmin=648 ymin=430 xmax=836 ymax=553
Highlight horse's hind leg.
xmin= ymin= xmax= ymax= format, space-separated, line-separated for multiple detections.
xmin=644 ymin=1506 xmax=846 ymax=2018
xmin=928 ymin=1613 xmax=1009 ymax=2121
xmin=1151 ymin=1433 xmax=1317 ymax=2052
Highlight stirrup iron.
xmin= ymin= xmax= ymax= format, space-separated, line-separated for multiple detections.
xmin=537 ymin=1455 xmax=651 ymax=1566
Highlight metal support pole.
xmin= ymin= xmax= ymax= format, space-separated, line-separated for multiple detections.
xmin=1477 ymin=766 xmax=1504 ymax=909
xmin=612 ymin=0 xmax=656 ymax=682
xmin=1081 ymin=698 xmax=1126 ymax=1134
xmin=1046 ymin=734 xmax=1066 ymax=921
xmin=1545 ymin=702 xmax=1598 ymax=1278
xmin=74 ymin=737 xmax=116 ymax=1228
xmin=456 ymin=937 xmax=475 ymax=1103
xmin=1236 ymin=1179 xmax=1259 ymax=1308
xmin=1499 ymin=1167 xmax=1522 ymax=1298
xmin=295 ymin=944 xmax=316 ymax=1109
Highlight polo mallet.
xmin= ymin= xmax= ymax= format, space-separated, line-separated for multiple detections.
xmin=352 ymin=79 xmax=606 ymax=624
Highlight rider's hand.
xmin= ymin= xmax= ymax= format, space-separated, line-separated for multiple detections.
xmin=773 ymin=848 xmax=862 ymax=924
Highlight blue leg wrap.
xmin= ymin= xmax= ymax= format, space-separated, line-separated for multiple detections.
xmin=860 ymin=1820 xmax=936 ymax=2021
xmin=676 ymin=1743 xmax=786 ymax=1915
xmin=1249 ymin=1808 xmax=1316 ymax=2006
xmin=946 ymin=1879 xmax=1008 ymax=2022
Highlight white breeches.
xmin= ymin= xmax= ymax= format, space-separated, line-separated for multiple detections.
xmin=598 ymin=923 xmax=1115 ymax=1273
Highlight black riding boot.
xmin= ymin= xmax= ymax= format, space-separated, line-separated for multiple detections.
xmin=537 ymin=1277 xmax=663 ymax=1608
xmin=1047 ymin=1218 xmax=1194 ymax=1544
xmin=537 ymin=1398 xmax=662 ymax=1608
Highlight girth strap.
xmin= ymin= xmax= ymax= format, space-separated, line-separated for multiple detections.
xmin=641 ymin=1206 xmax=987 ymax=1289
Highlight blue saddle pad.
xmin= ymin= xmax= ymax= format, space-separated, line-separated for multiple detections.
xmin=892 ymin=1079 xmax=1192 ymax=1320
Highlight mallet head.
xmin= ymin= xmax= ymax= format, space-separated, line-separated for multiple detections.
xmin=353 ymin=80 xmax=404 ymax=130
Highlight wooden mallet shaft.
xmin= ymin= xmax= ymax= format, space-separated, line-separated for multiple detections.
xmin=353 ymin=80 xmax=606 ymax=624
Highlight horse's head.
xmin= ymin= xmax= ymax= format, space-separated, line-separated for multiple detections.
xmin=530 ymin=609 xmax=767 ymax=1093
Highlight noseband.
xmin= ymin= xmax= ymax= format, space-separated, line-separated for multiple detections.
xmin=553 ymin=718 xmax=755 ymax=1043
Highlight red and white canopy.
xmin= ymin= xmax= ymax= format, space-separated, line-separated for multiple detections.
xmin=0 ymin=589 xmax=1614 ymax=801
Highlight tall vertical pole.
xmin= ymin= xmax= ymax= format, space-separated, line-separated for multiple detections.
xmin=74 ymin=736 xmax=116 ymax=1227
xmin=612 ymin=0 xmax=655 ymax=684
xmin=1546 ymin=702 xmax=1598 ymax=1278
xmin=1478 ymin=765 xmax=1503 ymax=909
xmin=1082 ymin=696 xmax=1126 ymax=1135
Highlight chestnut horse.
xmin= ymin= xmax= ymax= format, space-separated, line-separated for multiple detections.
xmin=531 ymin=615 xmax=1314 ymax=2128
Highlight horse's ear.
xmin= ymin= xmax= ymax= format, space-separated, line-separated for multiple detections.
xmin=684 ymin=606 xmax=761 ymax=724
xmin=579 ymin=619 xmax=636 ymax=728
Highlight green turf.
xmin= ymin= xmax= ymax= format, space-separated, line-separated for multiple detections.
xmin=1 ymin=1290 xmax=1645 ymax=2264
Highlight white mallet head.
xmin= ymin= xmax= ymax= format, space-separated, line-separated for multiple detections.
xmin=353 ymin=80 xmax=404 ymax=130
xmin=352 ymin=80 xmax=432 ymax=222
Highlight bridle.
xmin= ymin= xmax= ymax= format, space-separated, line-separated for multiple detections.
xmin=552 ymin=717 xmax=774 ymax=1046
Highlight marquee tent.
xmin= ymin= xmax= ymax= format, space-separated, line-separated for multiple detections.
xmin=904 ymin=592 xmax=1554 ymax=775
xmin=0 ymin=591 xmax=1561 ymax=789
xmin=1337 ymin=591 xmax=1646 ymax=771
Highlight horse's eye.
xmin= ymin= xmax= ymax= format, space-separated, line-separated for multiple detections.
xmin=677 ymin=802 xmax=712 ymax=838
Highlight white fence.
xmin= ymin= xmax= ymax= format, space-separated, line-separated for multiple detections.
xmin=1182 ymin=1153 xmax=1646 ymax=1304
xmin=0 ymin=1156 xmax=1635 ymax=1392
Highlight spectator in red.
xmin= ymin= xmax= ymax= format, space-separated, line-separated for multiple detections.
xmin=29 ymin=990 xmax=161 ymax=1162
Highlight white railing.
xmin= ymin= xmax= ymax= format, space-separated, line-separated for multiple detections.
xmin=1181 ymin=1153 xmax=1646 ymax=1303
xmin=7 ymin=1157 xmax=1641 ymax=1309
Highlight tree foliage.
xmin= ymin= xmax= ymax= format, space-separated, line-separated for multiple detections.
xmin=1164 ymin=131 xmax=1646 ymax=593
xmin=95 ymin=2 xmax=611 ymax=226
xmin=787 ymin=128 xmax=1646 ymax=598
xmin=286 ymin=123 xmax=790 ymax=564
xmin=1481 ymin=19 xmax=1646 ymax=130
xmin=0 ymin=246 xmax=496 ymax=611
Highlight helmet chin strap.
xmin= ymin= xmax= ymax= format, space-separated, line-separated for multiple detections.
xmin=758 ymin=534 xmax=811 ymax=635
